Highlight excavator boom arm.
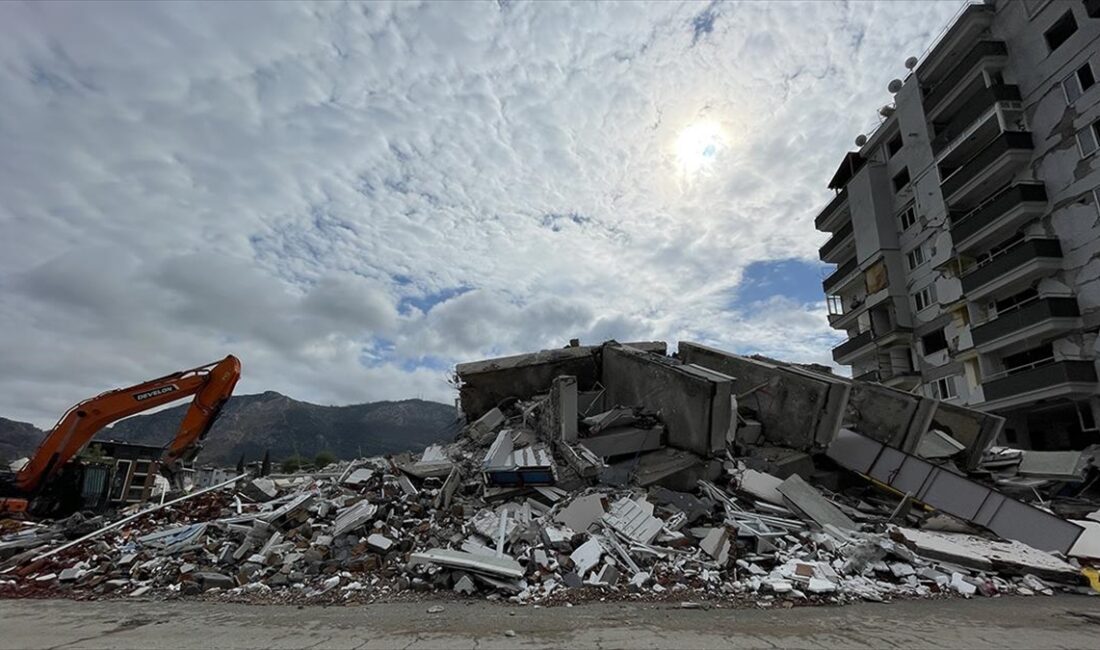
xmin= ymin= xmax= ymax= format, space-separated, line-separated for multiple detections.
xmin=14 ymin=355 xmax=241 ymax=494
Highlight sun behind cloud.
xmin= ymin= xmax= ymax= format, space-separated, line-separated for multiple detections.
xmin=674 ymin=119 xmax=726 ymax=180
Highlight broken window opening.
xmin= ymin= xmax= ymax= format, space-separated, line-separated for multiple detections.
xmin=892 ymin=167 xmax=911 ymax=193
xmin=887 ymin=134 xmax=903 ymax=158
xmin=921 ymin=328 xmax=948 ymax=355
xmin=1044 ymin=11 xmax=1078 ymax=53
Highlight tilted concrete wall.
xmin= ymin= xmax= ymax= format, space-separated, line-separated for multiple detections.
xmin=456 ymin=341 xmax=665 ymax=420
xmin=845 ymin=382 xmax=932 ymax=450
xmin=926 ymin=401 xmax=1005 ymax=471
xmin=601 ymin=344 xmax=730 ymax=458
xmin=678 ymin=342 xmax=849 ymax=452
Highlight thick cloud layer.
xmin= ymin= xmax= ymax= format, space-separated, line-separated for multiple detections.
xmin=0 ymin=1 xmax=960 ymax=426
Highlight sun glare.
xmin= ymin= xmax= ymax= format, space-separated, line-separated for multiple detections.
xmin=675 ymin=120 xmax=725 ymax=178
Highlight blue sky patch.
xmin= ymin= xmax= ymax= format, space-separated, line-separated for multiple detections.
xmin=733 ymin=258 xmax=828 ymax=307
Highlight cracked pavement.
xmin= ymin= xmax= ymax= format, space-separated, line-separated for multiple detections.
xmin=2 ymin=595 xmax=1100 ymax=649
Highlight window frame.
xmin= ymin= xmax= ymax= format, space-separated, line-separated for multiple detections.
xmin=1077 ymin=120 xmax=1100 ymax=157
xmin=1044 ymin=10 xmax=1079 ymax=54
xmin=914 ymin=284 xmax=936 ymax=313
xmin=932 ymin=376 xmax=958 ymax=400
xmin=898 ymin=204 xmax=917 ymax=232
xmin=1062 ymin=61 xmax=1096 ymax=103
xmin=906 ymin=243 xmax=927 ymax=271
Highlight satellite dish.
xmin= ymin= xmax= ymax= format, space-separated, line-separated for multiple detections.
xmin=855 ymin=134 xmax=868 ymax=146
xmin=888 ymin=79 xmax=903 ymax=93
xmin=904 ymin=56 xmax=918 ymax=70
xmin=879 ymin=104 xmax=895 ymax=118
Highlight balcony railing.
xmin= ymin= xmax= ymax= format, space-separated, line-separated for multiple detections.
xmin=983 ymin=359 xmax=1097 ymax=402
xmin=814 ymin=188 xmax=849 ymax=230
xmin=819 ymin=220 xmax=854 ymax=260
xmin=832 ymin=330 xmax=873 ymax=363
xmin=950 ymin=183 xmax=1048 ymax=244
xmin=931 ymin=84 xmax=1021 ymax=155
xmin=940 ymin=131 xmax=1034 ymax=199
xmin=822 ymin=257 xmax=858 ymax=293
xmin=923 ymin=40 xmax=1008 ymax=112
xmin=960 ymin=238 xmax=1062 ymax=294
xmin=971 ymin=297 xmax=1080 ymax=347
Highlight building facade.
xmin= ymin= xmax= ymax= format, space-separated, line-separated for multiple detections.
xmin=816 ymin=0 xmax=1100 ymax=449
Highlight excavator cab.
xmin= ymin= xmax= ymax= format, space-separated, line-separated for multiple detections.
xmin=0 ymin=355 xmax=241 ymax=517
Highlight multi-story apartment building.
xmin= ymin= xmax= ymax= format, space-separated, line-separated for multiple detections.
xmin=816 ymin=0 xmax=1100 ymax=450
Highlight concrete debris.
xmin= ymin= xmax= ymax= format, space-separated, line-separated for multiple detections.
xmin=916 ymin=429 xmax=966 ymax=460
xmin=776 ymin=475 xmax=856 ymax=532
xmin=569 ymin=538 xmax=603 ymax=576
xmin=3 ymin=339 xmax=1098 ymax=609
xmin=601 ymin=496 xmax=662 ymax=544
xmin=553 ymin=494 xmax=605 ymax=533
xmin=735 ymin=469 xmax=786 ymax=506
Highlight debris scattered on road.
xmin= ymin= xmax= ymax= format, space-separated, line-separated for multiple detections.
xmin=2 ymin=341 xmax=1097 ymax=607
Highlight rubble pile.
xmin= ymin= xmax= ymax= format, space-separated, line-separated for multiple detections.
xmin=2 ymin=340 xmax=1098 ymax=607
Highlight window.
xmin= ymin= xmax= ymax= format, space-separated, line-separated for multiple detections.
xmin=1062 ymin=62 xmax=1096 ymax=103
xmin=906 ymin=243 xmax=927 ymax=270
xmin=931 ymin=376 xmax=958 ymax=400
xmin=898 ymin=205 xmax=917 ymax=231
xmin=922 ymin=328 xmax=948 ymax=355
xmin=1044 ymin=11 xmax=1078 ymax=53
xmin=914 ymin=284 xmax=936 ymax=312
xmin=892 ymin=167 xmax=911 ymax=193
xmin=1076 ymin=121 xmax=1100 ymax=157
xmin=887 ymin=134 xmax=903 ymax=158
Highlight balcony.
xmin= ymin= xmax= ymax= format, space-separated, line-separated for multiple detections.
xmin=940 ymin=131 xmax=1034 ymax=204
xmin=960 ymin=238 xmax=1063 ymax=301
xmin=950 ymin=183 xmax=1048 ymax=253
xmin=931 ymin=84 xmax=1021 ymax=156
xmin=814 ymin=188 xmax=849 ymax=231
xmin=923 ymin=40 xmax=1008 ymax=115
xmin=832 ymin=330 xmax=873 ymax=364
xmin=819 ymin=220 xmax=854 ymax=262
xmin=854 ymin=367 xmax=920 ymax=388
xmin=982 ymin=359 xmax=1098 ymax=410
xmin=822 ymin=257 xmax=858 ymax=293
xmin=971 ymin=297 xmax=1081 ymax=352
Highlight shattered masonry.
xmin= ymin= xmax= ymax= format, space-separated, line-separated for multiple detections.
xmin=2 ymin=340 xmax=1099 ymax=606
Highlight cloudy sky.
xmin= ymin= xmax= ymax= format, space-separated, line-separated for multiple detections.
xmin=0 ymin=0 xmax=963 ymax=427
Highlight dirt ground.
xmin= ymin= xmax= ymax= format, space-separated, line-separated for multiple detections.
xmin=1 ymin=593 xmax=1099 ymax=649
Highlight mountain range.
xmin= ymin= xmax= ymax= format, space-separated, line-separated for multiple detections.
xmin=0 ymin=392 xmax=460 ymax=467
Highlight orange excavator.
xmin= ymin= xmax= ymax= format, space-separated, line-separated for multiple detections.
xmin=0 ymin=355 xmax=241 ymax=516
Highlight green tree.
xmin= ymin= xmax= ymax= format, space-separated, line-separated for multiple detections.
xmin=281 ymin=455 xmax=303 ymax=473
xmin=314 ymin=450 xmax=336 ymax=469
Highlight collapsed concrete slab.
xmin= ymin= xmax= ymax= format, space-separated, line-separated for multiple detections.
xmin=847 ymin=382 xmax=1004 ymax=472
xmin=456 ymin=341 xmax=666 ymax=420
xmin=602 ymin=344 xmax=730 ymax=458
xmin=922 ymin=400 xmax=1004 ymax=471
xmin=828 ymin=428 xmax=1083 ymax=554
xmin=579 ymin=426 xmax=664 ymax=459
xmin=679 ymin=342 xmax=848 ymax=452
